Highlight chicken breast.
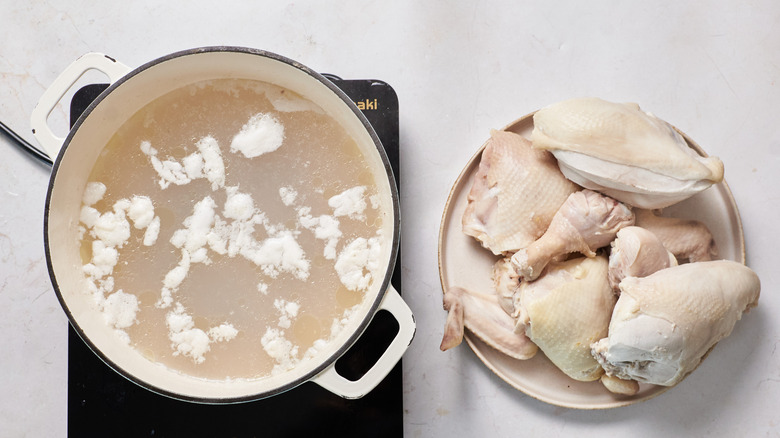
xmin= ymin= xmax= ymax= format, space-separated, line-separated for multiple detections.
xmin=591 ymin=260 xmax=760 ymax=386
xmin=531 ymin=97 xmax=724 ymax=209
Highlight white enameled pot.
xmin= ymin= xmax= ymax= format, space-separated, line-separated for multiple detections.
xmin=32 ymin=47 xmax=414 ymax=403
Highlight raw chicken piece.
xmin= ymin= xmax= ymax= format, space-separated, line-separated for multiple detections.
xmin=591 ymin=260 xmax=760 ymax=386
xmin=511 ymin=190 xmax=634 ymax=281
xmin=440 ymin=286 xmax=538 ymax=360
xmin=531 ymin=97 xmax=724 ymax=209
xmin=514 ymin=256 xmax=615 ymax=381
xmin=634 ymin=209 xmax=717 ymax=262
xmin=600 ymin=374 xmax=640 ymax=396
xmin=462 ymin=130 xmax=578 ymax=255
xmin=608 ymin=226 xmax=677 ymax=290
xmin=493 ymin=256 xmax=520 ymax=316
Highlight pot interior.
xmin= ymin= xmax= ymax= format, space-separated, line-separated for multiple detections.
xmin=46 ymin=48 xmax=399 ymax=401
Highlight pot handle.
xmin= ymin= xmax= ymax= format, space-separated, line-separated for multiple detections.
xmin=30 ymin=52 xmax=130 ymax=160
xmin=312 ymin=285 xmax=415 ymax=399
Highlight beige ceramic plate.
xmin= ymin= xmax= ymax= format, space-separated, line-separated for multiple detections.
xmin=438 ymin=112 xmax=745 ymax=409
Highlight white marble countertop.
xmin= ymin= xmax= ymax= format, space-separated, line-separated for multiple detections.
xmin=2 ymin=2 xmax=779 ymax=436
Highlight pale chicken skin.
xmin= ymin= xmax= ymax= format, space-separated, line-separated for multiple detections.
xmin=634 ymin=208 xmax=717 ymax=262
xmin=592 ymin=260 xmax=760 ymax=386
xmin=462 ymin=130 xmax=578 ymax=255
xmin=514 ymin=256 xmax=616 ymax=382
xmin=608 ymin=225 xmax=677 ymax=290
xmin=440 ymin=286 xmax=538 ymax=360
xmin=531 ymin=97 xmax=724 ymax=209
xmin=511 ymin=189 xmax=635 ymax=281
xmin=600 ymin=374 xmax=640 ymax=396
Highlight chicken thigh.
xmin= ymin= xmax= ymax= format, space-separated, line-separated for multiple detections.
xmin=531 ymin=97 xmax=724 ymax=209
xmin=462 ymin=130 xmax=578 ymax=255
xmin=514 ymin=256 xmax=615 ymax=381
xmin=511 ymin=190 xmax=634 ymax=281
xmin=591 ymin=260 xmax=760 ymax=386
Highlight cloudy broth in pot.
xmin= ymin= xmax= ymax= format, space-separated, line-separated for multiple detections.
xmin=76 ymin=78 xmax=387 ymax=380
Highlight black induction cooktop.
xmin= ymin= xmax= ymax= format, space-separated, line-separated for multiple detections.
xmin=67 ymin=77 xmax=402 ymax=438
